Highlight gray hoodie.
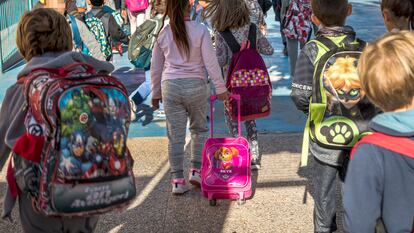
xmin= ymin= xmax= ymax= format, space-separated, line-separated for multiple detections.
xmin=0 ymin=51 xmax=114 ymax=220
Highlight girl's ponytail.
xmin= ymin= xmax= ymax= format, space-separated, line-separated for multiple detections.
xmin=164 ymin=0 xmax=190 ymax=58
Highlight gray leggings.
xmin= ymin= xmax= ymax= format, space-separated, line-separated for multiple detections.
xmin=162 ymin=78 xmax=209 ymax=179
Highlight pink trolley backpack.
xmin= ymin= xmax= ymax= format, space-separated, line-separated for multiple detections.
xmin=221 ymin=23 xmax=272 ymax=122
xmin=201 ymin=94 xmax=252 ymax=206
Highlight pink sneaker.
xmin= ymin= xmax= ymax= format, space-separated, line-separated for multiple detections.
xmin=171 ymin=178 xmax=189 ymax=195
xmin=189 ymin=169 xmax=201 ymax=187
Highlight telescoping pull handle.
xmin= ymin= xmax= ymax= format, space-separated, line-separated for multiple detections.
xmin=210 ymin=94 xmax=241 ymax=138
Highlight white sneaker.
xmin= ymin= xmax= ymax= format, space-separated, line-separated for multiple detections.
xmin=153 ymin=109 xmax=166 ymax=120
xmin=171 ymin=178 xmax=190 ymax=195
xmin=189 ymin=169 xmax=201 ymax=187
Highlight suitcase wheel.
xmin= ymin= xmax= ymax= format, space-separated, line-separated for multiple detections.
xmin=237 ymin=199 xmax=246 ymax=206
xmin=209 ymin=199 xmax=217 ymax=206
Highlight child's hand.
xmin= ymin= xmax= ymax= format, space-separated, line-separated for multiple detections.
xmin=152 ymin=98 xmax=162 ymax=110
xmin=217 ymin=92 xmax=229 ymax=101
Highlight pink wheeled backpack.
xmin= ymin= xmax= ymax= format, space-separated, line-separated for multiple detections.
xmin=201 ymin=95 xmax=252 ymax=206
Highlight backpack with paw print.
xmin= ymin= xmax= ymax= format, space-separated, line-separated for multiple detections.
xmin=301 ymin=36 xmax=378 ymax=165
xmin=9 ymin=63 xmax=136 ymax=217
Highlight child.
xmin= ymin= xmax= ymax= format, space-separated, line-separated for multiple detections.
xmin=39 ymin=0 xmax=106 ymax=61
xmin=381 ymin=0 xmax=414 ymax=32
xmin=205 ymin=0 xmax=274 ymax=170
xmin=290 ymin=0 xmax=375 ymax=232
xmin=343 ymin=31 xmax=414 ymax=233
xmin=0 ymin=8 xmax=114 ymax=232
xmin=245 ymin=0 xmax=267 ymax=35
xmin=282 ymin=0 xmax=312 ymax=78
xmin=88 ymin=0 xmax=129 ymax=58
xmin=150 ymin=0 xmax=229 ymax=194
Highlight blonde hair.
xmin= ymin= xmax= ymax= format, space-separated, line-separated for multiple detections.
xmin=358 ymin=31 xmax=414 ymax=111
xmin=325 ymin=57 xmax=361 ymax=90
xmin=204 ymin=0 xmax=250 ymax=32
xmin=16 ymin=8 xmax=72 ymax=61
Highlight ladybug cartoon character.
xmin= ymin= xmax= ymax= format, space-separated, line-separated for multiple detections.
xmin=214 ymin=147 xmax=239 ymax=170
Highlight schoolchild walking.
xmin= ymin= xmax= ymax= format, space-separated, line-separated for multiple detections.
xmin=282 ymin=0 xmax=312 ymax=77
xmin=291 ymin=0 xmax=378 ymax=232
xmin=205 ymin=0 xmax=274 ymax=170
xmin=343 ymin=30 xmax=414 ymax=233
xmin=87 ymin=0 xmax=129 ymax=60
xmin=150 ymin=0 xmax=229 ymax=195
xmin=35 ymin=0 xmax=106 ymax=60
xmin=0 ymin=8 xmax=116 ymax=232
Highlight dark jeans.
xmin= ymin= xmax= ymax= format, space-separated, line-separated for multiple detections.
xmin=311 ymin=156 xmax=348 ymax=233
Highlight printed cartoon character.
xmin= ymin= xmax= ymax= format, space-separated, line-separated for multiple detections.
xmin=109 ymin=129 xmax=127 ymax=175
xmin=67 ymin=131 xmax=94 ymax=177
xmin=214 ymin=147 xmax=239 ymax=170
xmin=86 ymin=136 xmax=104 ymax=174
xmin=323 ymin=57 xmax=366 ymax=114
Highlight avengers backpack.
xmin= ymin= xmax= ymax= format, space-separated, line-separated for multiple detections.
xmin=306 ymin=36 xmax=377 ymax=150
xmin=11 ymin=63 xmax=136 ymax=217
xmin=220 ymin=23 xmax=272 ymax=121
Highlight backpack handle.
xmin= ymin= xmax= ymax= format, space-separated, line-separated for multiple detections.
xmin=210 ymin=94 xmax=241 ymax=138
xmin=59 ymin=62 xmax=95 ymax=76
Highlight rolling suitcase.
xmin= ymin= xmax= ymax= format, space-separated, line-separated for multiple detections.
xmin=201 ymin=94 xmax=252 ymax=206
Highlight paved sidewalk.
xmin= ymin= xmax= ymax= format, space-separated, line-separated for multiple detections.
xmin=0 ymin=133 xmax=328 ymax=233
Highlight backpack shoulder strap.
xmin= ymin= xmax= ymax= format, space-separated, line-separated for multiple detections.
xmin=220 ymin=29 xmax=241 ymax=53
xmin=351 ymin=132 xmax=414 ymax=159
xmin=69 ymin=15 xmax=83 ymax=50
xmin=248 ymin=23 xmax=257 ymax=49
xmin=316 ymin=36 xmax=338 ymax=51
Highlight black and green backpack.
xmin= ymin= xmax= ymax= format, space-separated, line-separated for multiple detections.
xmin=301 ymin=36 xmax=378 ymax=166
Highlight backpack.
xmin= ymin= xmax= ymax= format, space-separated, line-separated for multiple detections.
xmin=125 ymin=0 xmax=149 ymax=12
xmin=258 ymin=0 xmax=273 ymax=14
xmin=220 ymin=24 xmax=272 ymax=122
xmin=11 ymin=63 xmax=136 ymax=217
xmin=69 ymin=15 xmax=92 ymax=56
xmin=128 ymin=16 xmax=163 ymax=70
xmin=282 ymin=0 xmax=312 ymax=43
xmin=351 ymin=132 xmax=414 ymax=159
xmin=299 ymin=36 xmax=379 ymax=166
xmin=84 ymin=12 xmax=112 ymax=61
xmin=103 ymin=5 xmax=124 ymax=28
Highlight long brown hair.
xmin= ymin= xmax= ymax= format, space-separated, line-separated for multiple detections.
xmin=163 ymin=0 xmax=190 ymax=57
xmin=204 ymin=0 xmax=250 ymax=32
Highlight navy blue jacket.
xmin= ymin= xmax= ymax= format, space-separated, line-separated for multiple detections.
xmin=343 ymin=110 xmax=414 ymax=233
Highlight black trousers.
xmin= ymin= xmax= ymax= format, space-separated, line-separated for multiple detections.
xmin=311 ymin=156 xmax=348 ymax=233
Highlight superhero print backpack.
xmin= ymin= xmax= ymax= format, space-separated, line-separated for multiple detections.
xmin=307 ymin=36 xmax=377 ymax=149
xmin=220 ymin=23 xmax=272 ymax=122
xmin=11 ymin=63 xmax=136 ymax=217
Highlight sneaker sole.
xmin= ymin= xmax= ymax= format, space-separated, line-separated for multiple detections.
xmin=189 ymin=179 xmax=201 ymax=187
xmin=172 ymin=189 xmax=190 ymax=195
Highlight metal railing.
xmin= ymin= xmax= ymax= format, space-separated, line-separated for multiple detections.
xmin=0 ymin=0 xmax=38 ymax=73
